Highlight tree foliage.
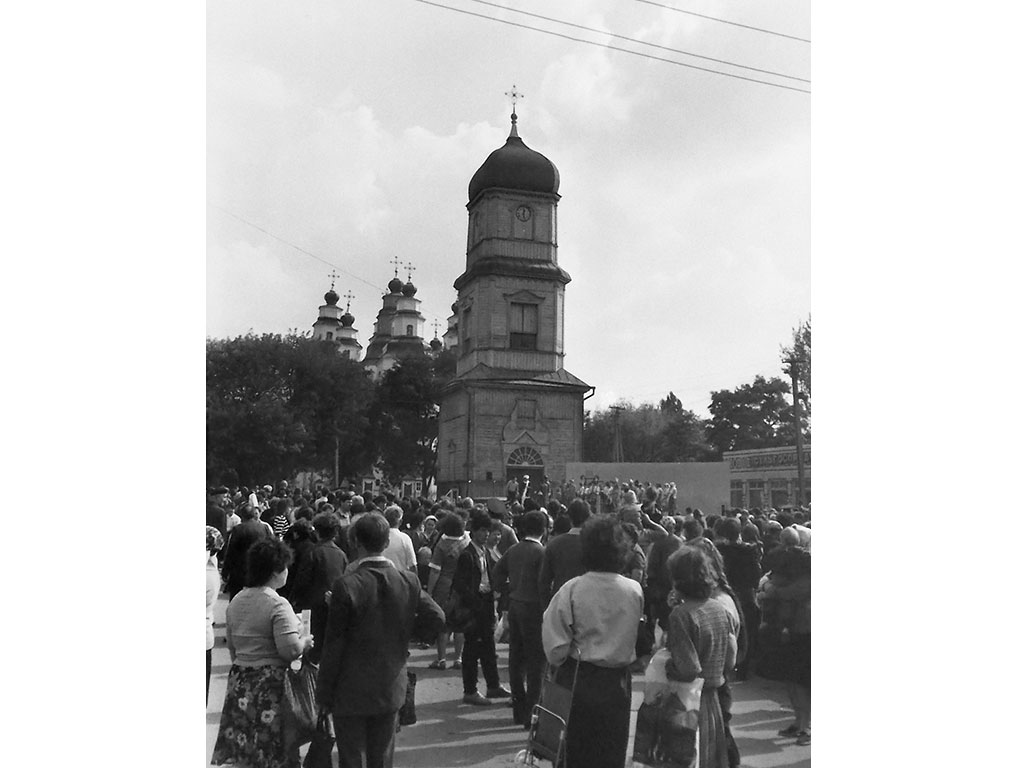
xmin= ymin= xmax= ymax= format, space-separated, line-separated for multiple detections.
xmin=705 ymin=375 xmax=807 ymax=454
xmin=583 ymin=395 xmax=717 ymax=462
xmin=207 ymin=334 xmax=455 ymax=488
xmin=781 ymin=315 xmax=811 ymax=399
xmin=369 ymin=352 xmax=454 ymax=487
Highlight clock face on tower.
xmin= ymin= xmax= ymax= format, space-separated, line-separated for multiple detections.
xmin=515 ymin=205 xmax=532 ymax=222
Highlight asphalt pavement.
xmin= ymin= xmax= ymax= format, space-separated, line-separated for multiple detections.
xmin=207 ymin=595 xmax=810 ymax=767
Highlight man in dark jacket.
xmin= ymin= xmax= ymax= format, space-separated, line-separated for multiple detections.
xmin=317 ymin=513 xmax=444 ymax=768
xmin=493 ymin=510 xmax=548 ymax=726
xmin=537 ymin=498 xmax=591 ymax=606
xmin=206 ymin=486 xmax=229 ymax=538
xmin=452 ymin=511 xmax=512 ymax=706
xmin=220 ymin=504 xmax=270 ymax=599
xmin=715 ymin=517 xmax=762 ymax=679
xmin=290 ymin=513 xmax=349 ymax=663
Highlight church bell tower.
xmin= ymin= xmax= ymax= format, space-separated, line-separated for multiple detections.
xmin=437 ymin=91 xmax=591 ymax=497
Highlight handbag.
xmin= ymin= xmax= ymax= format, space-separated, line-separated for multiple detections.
xmin=302 ymin=711 xmax=335 ymax=768
xmin=635 ymin=614 xmax=655 ymax=659
xmin=632 ymin=648 xmax=703 ymax=768
xmin=283 ymin=659 xmax=319 ymax=748
xmin=399 ymin=670 xmax=417 ymax=726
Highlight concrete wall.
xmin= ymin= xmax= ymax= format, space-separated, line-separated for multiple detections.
xmin=564 ymin=462 xmax=730 ymax=514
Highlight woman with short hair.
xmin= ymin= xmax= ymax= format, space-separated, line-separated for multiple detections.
xmin=666 ymin=547 xmax=740 ymax=768
xmin=541 ymin=516 xmax=643 ymax=768
xmin=211 ymin=538 xmax=314 ymax=768
xmin=426 ymin=513 xmax=469 ymax=669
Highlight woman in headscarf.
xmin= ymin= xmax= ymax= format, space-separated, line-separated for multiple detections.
xmin=665 ymin=547 xmax=739 ymax=768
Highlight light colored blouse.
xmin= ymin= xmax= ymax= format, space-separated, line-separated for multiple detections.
xmin=542 ymin=570 xmax=643 ymax=669
xmin=206 ymin=558 xmax=220 ymax=651
xmin=225 ymin=586 xmax=305 ymax=667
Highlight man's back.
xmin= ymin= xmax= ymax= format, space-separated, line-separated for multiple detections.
xmin=495 ymin=539 xmax=544 ymax=605
xmin=538 ymin=532 xmax=585 ymax=606
xmin=317 ymin=561 xmax=421 ymax=716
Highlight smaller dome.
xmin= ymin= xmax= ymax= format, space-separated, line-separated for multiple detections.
xmin=324 ymin=289 xmax=339 ymax=305
xmin=402 ymin=281 xmax=418 ymax=297
xmin=340 ymin=312 xmax=355 ymax=327
xmin=430 ymin=337 xmax=443 ymax=351
xmin=451 ymin=302 xmax=458 ymax=314
xmin=388 ymin=276 xmax=404 ymax=294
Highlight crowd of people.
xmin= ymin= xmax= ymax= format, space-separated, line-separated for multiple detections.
xmin=205 ymin=478 xmax=811 ymax=768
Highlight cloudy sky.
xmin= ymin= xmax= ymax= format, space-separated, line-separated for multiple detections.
xmin=207 ymin=0 xmax=811 ymax=416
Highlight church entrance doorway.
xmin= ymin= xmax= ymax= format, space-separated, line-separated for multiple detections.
xmin=506 ymin=446 xmax=544 ymax=490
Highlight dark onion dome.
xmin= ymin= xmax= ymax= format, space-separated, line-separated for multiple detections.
xmin=402 ymin=281 xmax=418 ymax=297
xmin=468 ymin=115 xmax=559 ymax=203
xmin=451 ymin=301 xmax=458 ymax=313
xmin=387 ymin=276 xmax=404 ymax=294
xmin=430 ymin=337 xmax=443 ymax=351
xmin=324 ymin=289 xmax=339 ymax=305
xmin=340 ymin=311 xmax=355 ymax=327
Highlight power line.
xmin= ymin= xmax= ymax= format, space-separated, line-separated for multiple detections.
xmin=208 ymin=203 xmax=451 ymax=327
xmin=635 ymin=0 xmax=811 ymax=44
xmin=465 ymin=0 xmax=808 ymax=83
xmin=413 ymin=0 xmax=810 ymax=94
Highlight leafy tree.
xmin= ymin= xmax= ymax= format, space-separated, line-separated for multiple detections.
xmin=206 ymin=333 xmax=376 ymax=486
xmin=368 ymin=352 xmax=455 ymax=487
xmin=659 ymin=391 xmax=684 ymax=414
xmin=781 ymin=315 xmax=811 ymax=400
xmin=206 ymin=334 xmax=309 ymax=485
xmin=705 ymin=375 xmax=805 ymax=454
xmin=289 ymin=339 xmax=376 ymax=481
xmin=583 ymin=397 xmax=716 ymax=463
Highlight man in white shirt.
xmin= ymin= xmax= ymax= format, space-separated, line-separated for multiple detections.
xmin=380 ymin=504 xmax=417 ymax=573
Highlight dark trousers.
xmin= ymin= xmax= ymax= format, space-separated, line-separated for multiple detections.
xmin=461 ymin=596 xmax=500 ymax=694
xmin=508 ymin=599 xmax=544 ymax=722
xmin=206 ymin=649 xmax=212 ymax=702
xmin=554 ymin=659 xmax=631 ymax=768
xmin=718 ymin=682 xmax=740 ymax=768
xmin=333 ymin=710 xmax=399 ymax=768
xmin=307 ymin=602 xmax=328 ymax=665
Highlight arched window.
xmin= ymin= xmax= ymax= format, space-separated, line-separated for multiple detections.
xmin=507 ymin=446 xmax=543 ymax=467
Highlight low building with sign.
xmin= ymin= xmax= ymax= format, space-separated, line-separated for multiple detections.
xmin=724 ymin=445 xmax=811 ymax=509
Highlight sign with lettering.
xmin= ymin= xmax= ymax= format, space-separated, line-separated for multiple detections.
xmin=727 ymin=449 xmax=811 ymax=471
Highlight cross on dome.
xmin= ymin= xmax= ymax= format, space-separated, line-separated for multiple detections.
xmin=405 ymin=262 xmax=417 ymax=281
xmin=327 ymin=269 xmax=339 ymax=290
xmin=390 ymin=255 xmax=402 ymax=276
xmin=505 ymin=84 xmax=524 ymax=117
xmin=343 ymin=290 xmax=355 ymax=311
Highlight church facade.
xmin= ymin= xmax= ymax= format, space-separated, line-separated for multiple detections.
xmin=437 ymin=113 xmax=591 ymax=498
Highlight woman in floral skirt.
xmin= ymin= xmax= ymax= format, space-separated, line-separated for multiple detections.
xmin=212 ymin=538 xmax=313 ymax=768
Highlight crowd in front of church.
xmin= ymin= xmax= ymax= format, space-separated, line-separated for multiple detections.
xmin=206 ymin=478 xmax=811 ymax=768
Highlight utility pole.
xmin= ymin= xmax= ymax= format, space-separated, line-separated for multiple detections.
xmin=786 ymin=358 xmax=807 ymax=507
xmin=334 ymin=434 xmax=340 ymax=490
xmin=610 ymin=405 xmax=625 ymax=463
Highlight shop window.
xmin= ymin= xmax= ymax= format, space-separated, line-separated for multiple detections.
xmin=730 ymin=481 xmax=745 ymax=509
xmin=747 ymin=481 xmax=764 ymax=509
xmin=770 ymin=479 xmax=789 ymax=508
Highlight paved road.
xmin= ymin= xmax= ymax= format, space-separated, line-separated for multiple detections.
xmin=207 ymin=596 xmax=810 ymax=767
